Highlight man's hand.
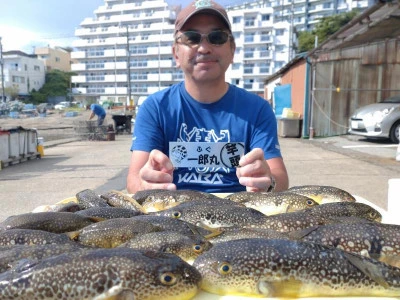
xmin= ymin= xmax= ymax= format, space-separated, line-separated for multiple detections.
xmin=138 ymin=149 xmax=176 ymax=191
xmin=236 ymin=148 xmax=274 ymax=192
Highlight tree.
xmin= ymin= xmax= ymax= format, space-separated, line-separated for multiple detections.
xmin=30 ymin=70 xmax=75 ymax=104
xmin=5 ymin=85 xmax=19 ymax=100
xmin=297 ymin=10 xmax=359 ymax=53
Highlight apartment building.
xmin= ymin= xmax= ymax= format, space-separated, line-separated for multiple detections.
xmin=1 ymin=51 xmax=45 ymax=100
xmin=35 ymin=46 xmax=72 ymax=72
xmin=71 ymin=0 xmax=371 ymax=104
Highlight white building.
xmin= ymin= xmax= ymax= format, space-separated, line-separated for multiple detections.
xmin=1 ymin=51 xmax=46 ymax=100
xmin=71 ymin=0 xmax=371 ymax=103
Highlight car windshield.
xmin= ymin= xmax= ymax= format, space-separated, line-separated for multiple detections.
xmin=381 ymin=96 xmax=400 ymax=103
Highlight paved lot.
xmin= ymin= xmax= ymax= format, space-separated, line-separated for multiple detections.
xmin=0 ymin=123 xmax=399 ymax=222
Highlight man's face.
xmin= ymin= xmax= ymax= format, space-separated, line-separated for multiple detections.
xmin=173 ymin=13 xmax=235 ymax=84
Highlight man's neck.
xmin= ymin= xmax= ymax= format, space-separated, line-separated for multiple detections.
xmin=184 ymin=80 xmax=229 ymax=104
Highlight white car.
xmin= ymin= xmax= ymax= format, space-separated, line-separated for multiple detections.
xmin=54 ymin=101 xmax=71 ymax=110
xmin=349 ymin=95 xmax=400 ymax=143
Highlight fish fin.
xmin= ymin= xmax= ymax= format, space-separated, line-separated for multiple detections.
xmin=287 ymin=225 xmax=320 ymax=240
xmin=258 ymin=279 xmax=302 ymax=298
xmin=9 ymin=258 xmax=40 ymax=273
xmin=65 ymin=231 xmax=80 ymax=241
xmin=342 ymin=251 xmax=390 ymax=288
xmin=56 ymin=196 xmax=78 ymax=204
xmin=93 ymin=286 xmax=135 ymax=299
xmin=110 ymin=190 xmax=147 ymax=214
xmin=190 ymin=223 xmax=224 ymax=239
xmin=89 ymin=216 xmax=107 ymax=223
xmin=203 ymin=227 xmax=225 ymax=239
xmin=379 ymin=255 xmax=400 ymax=268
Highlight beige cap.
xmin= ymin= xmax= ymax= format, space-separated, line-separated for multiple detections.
xmin=175 ymin=0 xmax=231 ymax=33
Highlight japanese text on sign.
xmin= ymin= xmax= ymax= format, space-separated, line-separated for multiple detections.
xmin=169 ymin=142 xmax=245 ymax=168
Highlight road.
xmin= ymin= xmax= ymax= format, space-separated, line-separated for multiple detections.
xmin=0 ymin=130 xmax=399 ymax=222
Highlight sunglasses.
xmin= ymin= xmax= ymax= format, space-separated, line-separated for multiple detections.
xmin=176 ymin=31 xmax=232 ymax=47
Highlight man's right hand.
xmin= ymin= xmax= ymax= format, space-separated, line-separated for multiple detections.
xmin=137 ymin=149 xmax=176 ymax=191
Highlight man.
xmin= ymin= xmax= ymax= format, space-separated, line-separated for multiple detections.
xmin=89 ymin=103 xmax=106 ymax=126
xmin=127 ymin=0 xmax=289 ymax=193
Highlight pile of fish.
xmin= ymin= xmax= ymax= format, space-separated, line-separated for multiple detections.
xmin=0 ymin=186 xmax=399 ymax=299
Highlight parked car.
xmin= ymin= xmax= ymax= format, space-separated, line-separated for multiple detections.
xmin=349 ymin=95 xmax=400 ymax=143
xmin=55 ymin=101 xmax=71 ymax=110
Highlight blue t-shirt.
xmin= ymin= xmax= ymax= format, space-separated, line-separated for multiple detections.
xmin=90 ymin=104 xmax=106 ymax=117
xmin=131 ymin=82 xmax=282 ymax=193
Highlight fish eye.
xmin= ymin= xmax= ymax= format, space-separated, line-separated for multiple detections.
xmin=172 ymin=211 xmax=181 ymax=218
xmin=160 ymin=272 xmax=177 ymax=286
xmin=307 ymin=199 xmax=315 ymax=206
xmin=369 ymin=211 xmax=378 ymax=219
xmin=193 ymin=244 xmax=203 ymax=253
xmin=218 ymin=262 xmax=232 ymax=275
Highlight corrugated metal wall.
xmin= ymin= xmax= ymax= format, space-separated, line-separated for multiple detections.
xmin=309 ymin=38 xmax=400 ymax=137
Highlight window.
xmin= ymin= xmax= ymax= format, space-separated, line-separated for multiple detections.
xmin=260 ymin=31 xmax=271 ymax=42
xmin=261 ymin=14 xmax=270 ymax=21
xmin=12 ymin=76 xmax=25 ymax=83
xmin=232 ymin=16 xmax=241 ymax=24
xmin=231 ymin=79 xmax=240 ymax=85
xmin=244 ymin=17 xmax=255 ymax=27
xmin=243 ymin=79 xmax=253 ymax=89
xmin=275 ymin=29 xmax=285 ymax=36
xmin=259 ymin=62 xmax=270 ymax=73
xmin=244 ymin=33 xmax=255 ymax=43
xmin=244 ymin=48 xmax=255 ymax=58
xmin=34 ymin=65 xmax=40 ymax=71
xmin=145 ymin=10 xmax=154 ymax=17
xmin=244 ymin=64 xmax=254 ymax=74
xmin=231 ymin=63 xmax=240 ymax=70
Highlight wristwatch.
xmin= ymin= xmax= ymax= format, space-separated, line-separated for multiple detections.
xmin=267 ymin=176 xmax=276 ymax=192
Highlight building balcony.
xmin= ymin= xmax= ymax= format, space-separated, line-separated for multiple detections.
xmin=104 ymin=87 xmax=127 ymax=95
xmin=71 ymin=75 xmax=87 ymax=83
xmin=147 ymin=73 xmax=173 ymax=82
xmin=147 ymin=60 xmax=174 ymax=68
xmin=71 ymin=63 xmax=86 ymax=71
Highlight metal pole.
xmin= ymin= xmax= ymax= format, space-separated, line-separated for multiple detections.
xmin=309 ymin=36 xmax=318 ymax=140
xmin=309 ymin=62 xmax=315 ymax=140
xmin=126 ymin=26 xmax=131 ymax=113
xmin=0 ymin=37 xmax=6 ymax=103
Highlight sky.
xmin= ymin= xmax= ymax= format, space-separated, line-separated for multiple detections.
xmin=0 ymin=0 xmax=239 ymax=53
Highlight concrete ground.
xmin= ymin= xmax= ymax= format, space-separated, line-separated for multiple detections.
xmin=0 ymin=111 xmax=399 ymax=222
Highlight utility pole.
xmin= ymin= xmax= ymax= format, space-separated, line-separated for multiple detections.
xmin=0 ymin=37 xmax=6 ymax=103
xmin=126 ymin=26 xmax=131 ymax=111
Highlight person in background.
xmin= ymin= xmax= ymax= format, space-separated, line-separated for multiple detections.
xmin=89 ymin=103 xmax=106 ymax=126
xmin=127 ymin=0 xmax=289 ymax=194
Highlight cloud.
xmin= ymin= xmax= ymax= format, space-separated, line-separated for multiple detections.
xmin=0 ymin=25 xmax=74 ymax=53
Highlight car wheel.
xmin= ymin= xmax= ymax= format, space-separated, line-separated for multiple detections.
xmin=389 ymin=120 xmax=400 ymax=144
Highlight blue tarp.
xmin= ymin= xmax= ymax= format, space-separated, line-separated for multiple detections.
xmin=273 ymin=84 xmax=292 ymax=117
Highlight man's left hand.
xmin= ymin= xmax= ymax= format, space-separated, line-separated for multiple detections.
xmin=236 ymin=148 xmax=274 ymax=192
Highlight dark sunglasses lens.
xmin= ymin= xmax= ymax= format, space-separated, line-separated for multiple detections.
xmin=208 ymin=31 xmax=229 ymax=45
xmin=182 ymin=32 xmax=202 ymax=45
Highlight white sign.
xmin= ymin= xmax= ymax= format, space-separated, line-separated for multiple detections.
xmin=169 ymin=142 xmax=245 ymax=168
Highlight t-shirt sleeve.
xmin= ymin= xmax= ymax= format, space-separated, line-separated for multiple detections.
xmin=252 ymin=101 xmax=282 ymax=160
xmin=130 ymin=96 xmax=164 ymax=152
